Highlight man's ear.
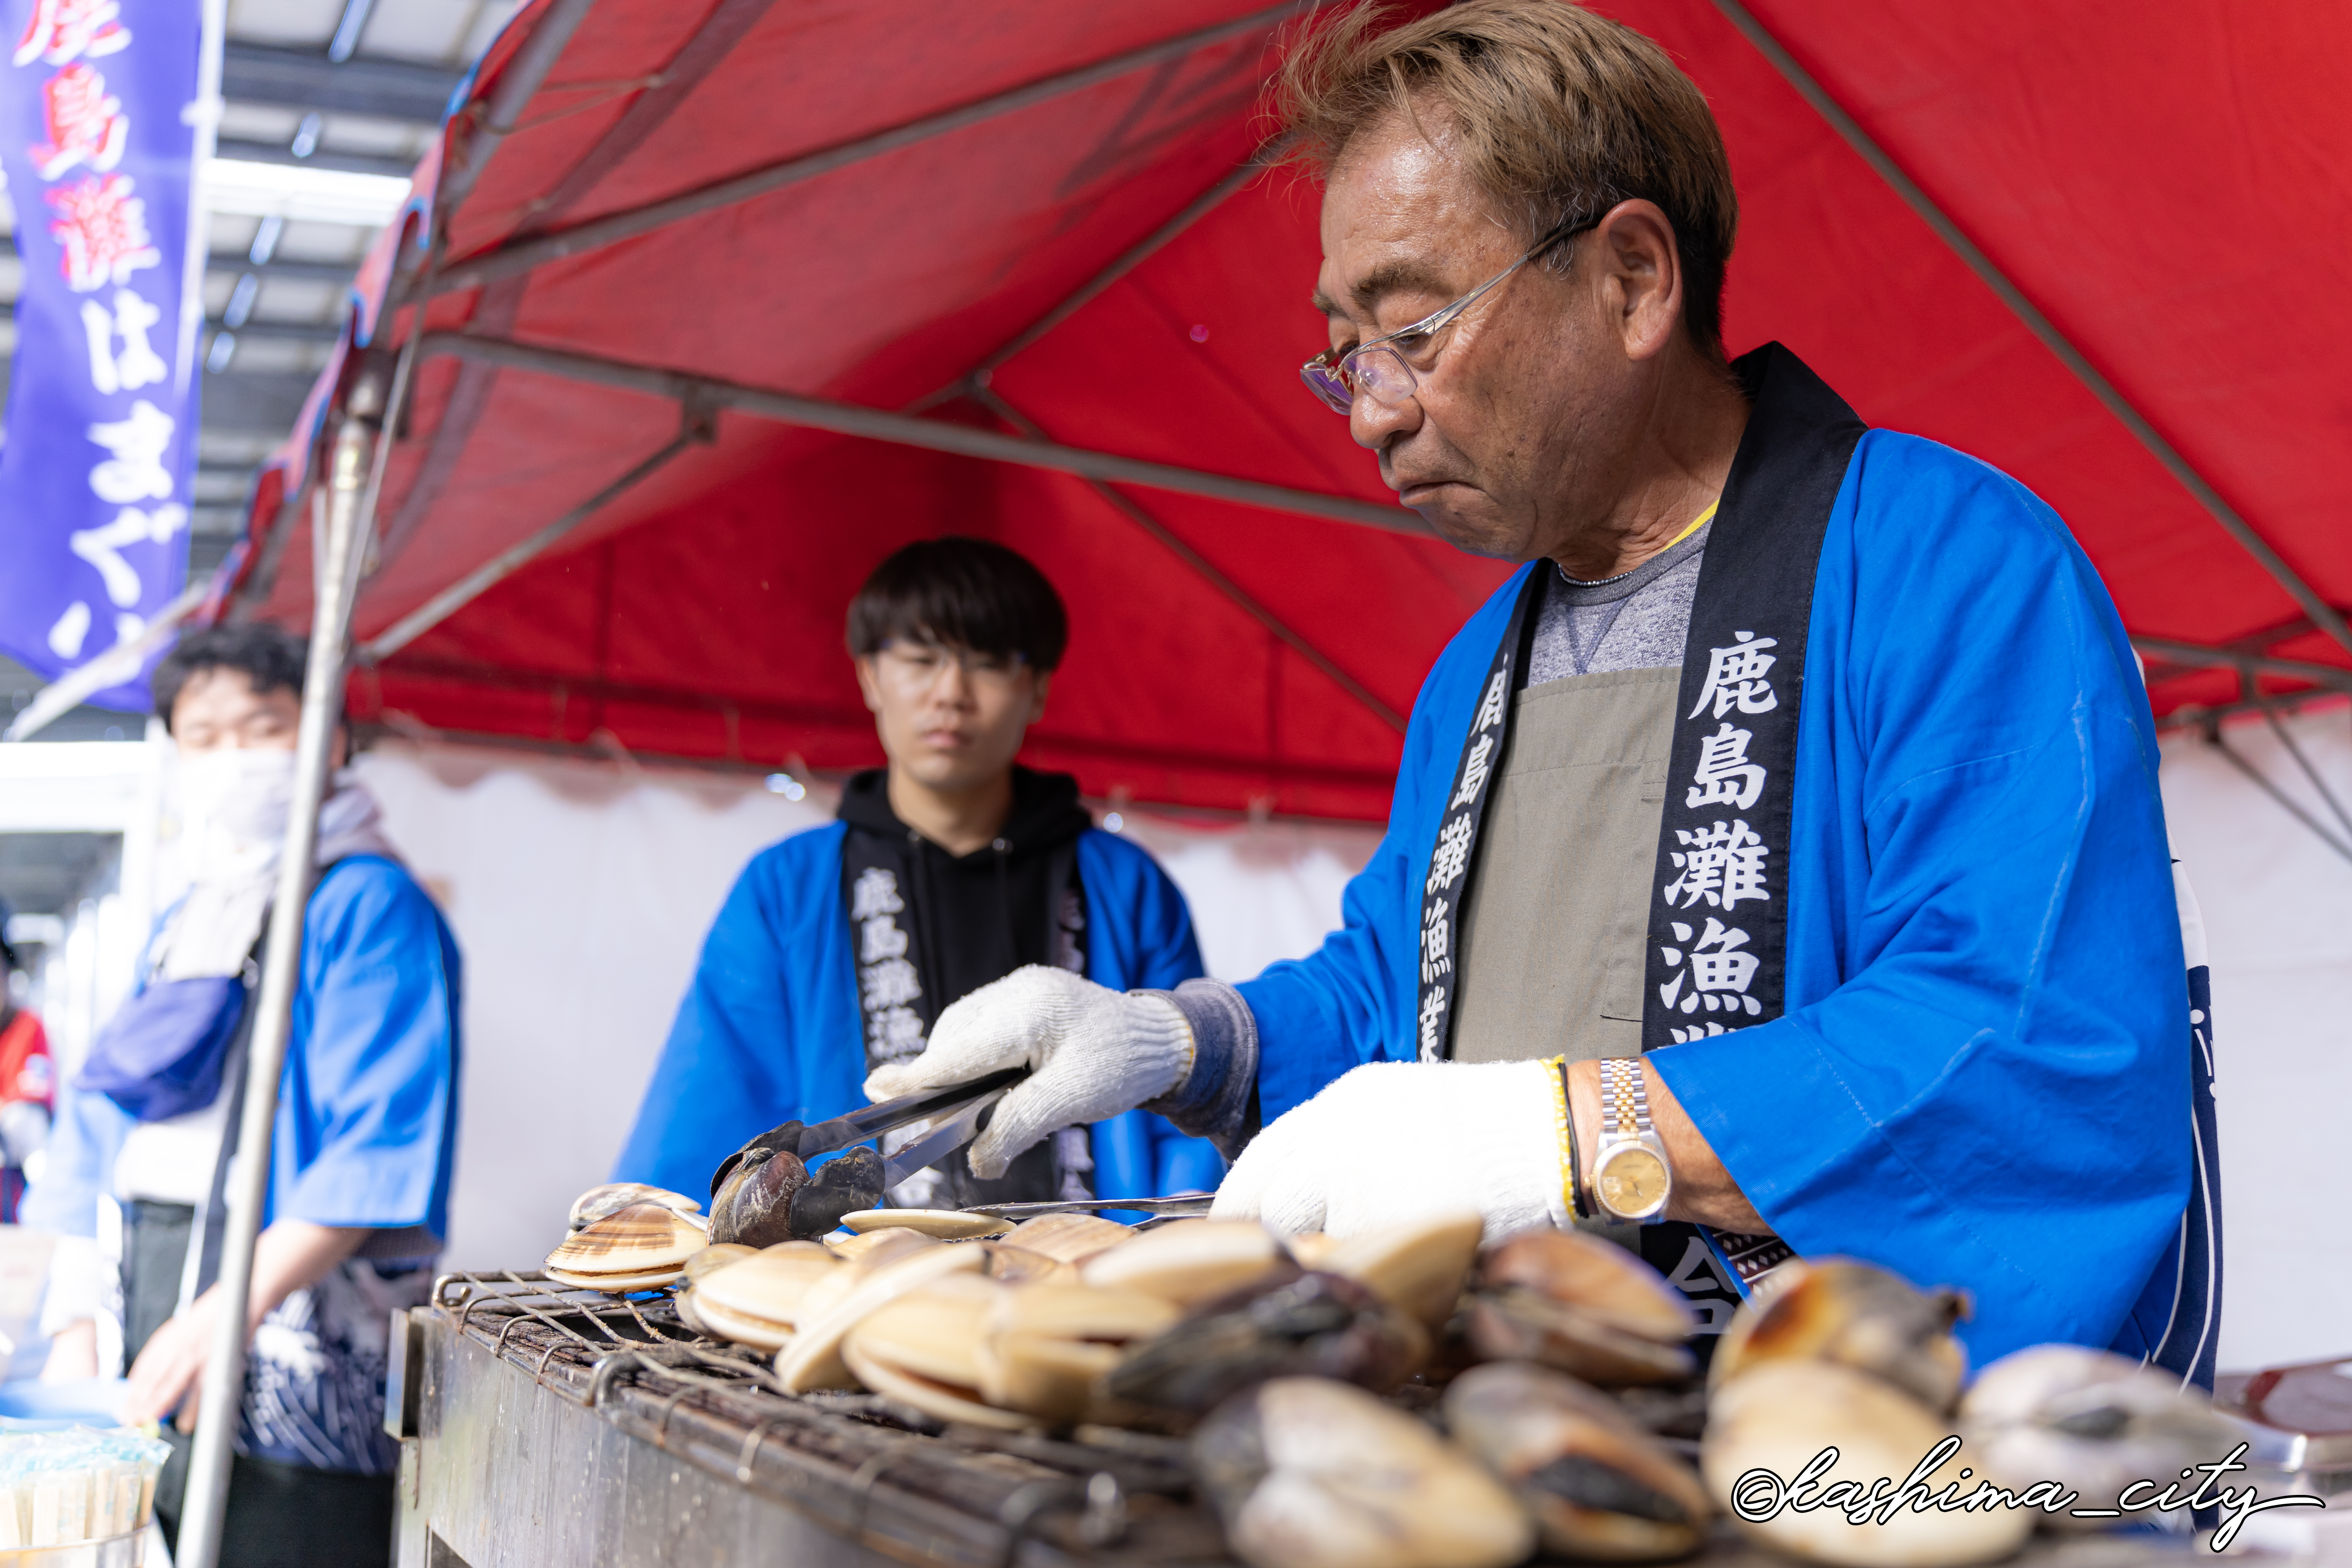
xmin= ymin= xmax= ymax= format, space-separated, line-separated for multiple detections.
xmin=853 ymin=656 xmax=884 ymax=715
xmin=1027 ymin=670 xmax=1052 ymax=724
xmin=1593 ymin=198 xmax=1684 ymax=363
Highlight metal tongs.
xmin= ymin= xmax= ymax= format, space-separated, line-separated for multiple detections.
xmin=959 ymin=1195 xmax=1216 ymax=1219
xmin=792 ymin=1065 xmax=1027 ymax=1187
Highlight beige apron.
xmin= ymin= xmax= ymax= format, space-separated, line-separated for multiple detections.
xmin=1451 ymin=665 xmax=1679 ymax=1066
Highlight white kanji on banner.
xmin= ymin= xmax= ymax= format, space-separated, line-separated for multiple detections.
xmin=31 ymin=62 xmax=127 ymax=179
xmin=1688 ymin=631 xmax=1780 ymax=720
xmin=13 ymin=0 xmax=129 ymax=68
xmin=1425 ymin=812 xmax=1475 ymax=895
xmin=1419 ymin=901 xmax=1452 ymax=984
xmin=1686 ymin=722 xmax=1767 ymax=810
xmin=45 ymin=173 xmax=159 ymax=292
xmin=1449 ymin=733 xmax=1496 ymax=808
xmin=1665 ymin=817 xmax=1770 ymax=910
xmin=1656 ymin=916 xmax=1763 ymax=1017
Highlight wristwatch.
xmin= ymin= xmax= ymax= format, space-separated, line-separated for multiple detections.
xmin=1591 ymin=1057 xmax=1673 ymax=1223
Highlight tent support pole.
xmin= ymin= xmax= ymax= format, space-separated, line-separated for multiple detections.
xmin=175 ymin=369 xmax=386 ymax=1568
xmin=429 ymin=0 xmax=1319 ymax=296
xmin=416 ymin=332 xmax=1427 ymax=536
xmin=2252 ymin=694 xmax=2352 ymax=844
xmin=434 ymin=0 xmax=599 ymax=217
xmin=1713 ymin=0 xmax=2352 ymax=662
xmin=2128 ymin=635 xmax=2352 ymax=695
xmin=970 ymin=382 xmax=1406 ymax=733
xmin=361 ymin=402 xmax=711 ymax=661
xmin=2202 ymin=718 xmax=2352 ymax=866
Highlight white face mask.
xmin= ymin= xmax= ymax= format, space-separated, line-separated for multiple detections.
xmin=177 ymin=748 xmax=298 ymax=868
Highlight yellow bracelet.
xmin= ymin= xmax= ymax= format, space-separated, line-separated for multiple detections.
xmin=1547 ymin=1055 xmax=1586 ymax=1223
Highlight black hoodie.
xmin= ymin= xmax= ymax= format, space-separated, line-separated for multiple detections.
xmin=836 ymin=766 xmax=1096 ymax=1207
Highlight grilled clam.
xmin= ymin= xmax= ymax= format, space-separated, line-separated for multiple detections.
xmin=776 ymin=1242 xmax=989 ymax=1392
xmin=1446 ymin=1362 xmax=1709 ymax=1562
xmin=975 ymin=1283 xmax=1181 ymax=1423
xmin=1462 ymin=1227 xmax=1696 ymax=1386
xmin=842 ymin=1274 xmax=1040 ymax=1431
xmin=1105 ymin=1270 xmax=1426 ymax=1425
xmin=689 ymin=1242 xmax=842 ymax=1351
xmin=569 ymin=1182 xmax=703 ymax=1231
xmin=824 ymin=1228 xmax=938 ymax=1267
xmin=1191 ymin=1377 xmax=1535 ymax=1568
xmin=708 ymin=1120 xmax=885 ymax=1245
xmin=1002 ymin=1212 xmax=1135 ymax=1265
xmin=1961 ymin=1345 xmax=2240 ymax=1528
xmin=1315 ymin=1212 xmax=1483 ymax=1330
xmin=1704 ymin=1360 xmax=2028 ymax=1566
xmin=1709 ymin=1258 xmax=1968 ymax=1413
xmin=1081 ymin=1219 xmax=1291 ymax=1306
xmin=840 ymin=1207 xmax=1008 ymax=1241
xmin=544 ymin=1202 xmax=706 ymax=1292
xmin=681 ymin=1243 xmax=758 ymax=1284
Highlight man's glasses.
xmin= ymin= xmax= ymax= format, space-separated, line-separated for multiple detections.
xmin=1300 ymin=215 xmax=1598 ymax=416
xmin=876 ymin=642 xmax=1029 ymax=692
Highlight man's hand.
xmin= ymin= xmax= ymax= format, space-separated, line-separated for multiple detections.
xmin=1212 ymin=1060 xmax=1569 ymax=1237
xmin=864 ymin=966 xmax=1195 ymax=1179
xmin=1209 ymin=1055 xmax=1772 ymax=1238
xmin=120 ymin=1220 xmax=369 ymax=1429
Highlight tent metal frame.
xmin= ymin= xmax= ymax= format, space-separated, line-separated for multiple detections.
xmin=426 ymin=0 xmax=1318 ymax=297
xmin=1715 ymin=0 xmax=2352 ymax=663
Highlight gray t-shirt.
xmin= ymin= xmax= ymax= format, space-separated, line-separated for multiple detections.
xmin=1526 ymin=521 xmax=1710 ymax=683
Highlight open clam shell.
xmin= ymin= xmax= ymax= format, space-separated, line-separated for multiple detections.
xmin=1106 ymin=1270 xmax=1429 ymax=1424
xmin=1709 ymin=1258 xmax=1969 ymax=1413
xmin=775 ymin=1241 xmax=987 ymax=1392
xmin=1478 ymin=1226 xmax=1695 ymax=1343
xmin=1446 ymin=1362 xmax=1709 ymax=1562
xmin=1464 ymin=1288 xmax=1696 ymax=1386
xmin=545 ymin=1201 xmax=707 ymax=1288
xmin=689 ymin=1243 xmax=843 ymax=1350
xmin=1192 ymin=1376 xmax=1535 ymax=1568
xmin=840 ymin=1275 xmax=1043 ymax=1431
xmin=569 ymin=1182 xmax=703 ymax=1231
xmin=841 ymin=1208 xmax=1008 ymax=1240
xmin=1705 ymin=1360 xmax=2028 ymax=1566
xmin=974 ymin=1284 xmax=1183 ymax=1423
xmin=1319 ymin=1212 xmax=1483 ymax=1329
xmin=1080 ymin=1219 xmax=1288 ymax=1306
xmin=1002 ymin=1213 xmax=1134 ymax=1265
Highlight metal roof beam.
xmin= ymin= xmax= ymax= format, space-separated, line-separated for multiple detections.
xmin=1713 ymin=0 xmax=2352 ymax=662
xmin=221 ymin=41 xmax=461 ymax=126
xmin=428 ymin=0 xmax=1316 ymax=297
xmin=419 ymin=331 xmax=1427 ymax=537
xmin=215 ymin=137 xmax=418 ymax=179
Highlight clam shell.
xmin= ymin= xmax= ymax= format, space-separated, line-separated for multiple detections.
xmin=1002 ymin=1213 xmax=1135 ymax=1265
xmin=842 ymin=1275 xmax=1042 ymax=1431
xmin=546 ymin=1202 xmax=708 ymax=1276
xmin=694 ymin=1243 xmax=842 ymax=1345
xmin=1709 ymin=1258 xmax=1969 ymax=1414
xmin=682 ymin=1244 xmax=759 ymax=1284
xmin=1464 ymin=1288 xmax=1696 ymax=1386
xmin=988 ymin=1283 xmax=1180 ymax=1343
xmin=1080 ymin=1219 xmax=1287 ymax=1305
xmin=545 ymin=1264 xmax=683 ymax=1293
xmin=1320 ymin=1212 xmax=1483 ymax=1329
xmin=1960 ymin=1344 xmax=2240 ymax=1528
xmin=976 ymin=1244 xmax=1077 ymax=1285
xmin=1704 ymin=1360 xmax=2028 ymax=1566
xmin=976 ymin=1332 xmax=1122 ymax=1422
xmin=775 ymin=1241 xmax=986 ymax=1392
xmin=841 ymin=1208 xmax=1008 ymax=1240
xmin=1478 ymin=1226 xmax=1694 ymax=1343
xmin=1446 ymin=1362 xmax=1708 ymax=1562
xmin=1191 ymin=1376 xmax=1535 ymax=1568
xmin=825 ymin=1229 xmax=939 ymax=1267
xmin=570 ymin=1182 xmax=703 ymax=1231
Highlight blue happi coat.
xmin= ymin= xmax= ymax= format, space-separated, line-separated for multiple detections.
xmin=615 ymin=824 xmax=1222 ymax=1203
xmin=1237 ymin=430 xmax=2190 ymax=1365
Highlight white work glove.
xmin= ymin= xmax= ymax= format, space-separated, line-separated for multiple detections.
xmin=1211 ymin=1060 xmax=1571 ymax=1240
xmin=863 ymin=965 xmax=1195 ymax=1180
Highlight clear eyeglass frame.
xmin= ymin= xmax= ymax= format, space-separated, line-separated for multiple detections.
xmin=1300 ymin=215 xmax=1597 ymax=415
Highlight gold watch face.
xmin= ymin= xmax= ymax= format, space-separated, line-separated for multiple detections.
xmin=1596 ymin=1145 xmax=1670 ymax=1219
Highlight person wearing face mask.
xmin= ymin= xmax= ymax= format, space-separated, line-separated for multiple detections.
xmin=612 ymin=537 xmax=1220 ymax=1212
xmin=23 ymin=624 xmax=460 ymax=1568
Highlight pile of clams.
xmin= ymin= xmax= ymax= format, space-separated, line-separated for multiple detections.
xmin=545 ymin=1178 xmax=2242 ymax=1568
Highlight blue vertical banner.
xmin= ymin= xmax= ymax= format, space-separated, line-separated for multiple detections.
xmin=0 ymin=0 xmax=204 ymax=710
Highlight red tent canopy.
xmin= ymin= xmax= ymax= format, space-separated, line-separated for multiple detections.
xmin=220 ymin=0 xmax=2352 ymax=822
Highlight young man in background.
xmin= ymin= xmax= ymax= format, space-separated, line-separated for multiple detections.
xmin=26 ymin=625 xmax=461 ymax=1568
xmin=615 ymin=537 xmax=1219 ymax=1208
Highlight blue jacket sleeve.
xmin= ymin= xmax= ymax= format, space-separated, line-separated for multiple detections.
xmin=1236 ymin=567 xmax=1535 ymax=1123
xmin=273 ymin=857 xmax=462 ymax=1237
xmin=1650 ymin=434 xmax=2187 ymax=1360
xmin=17 ymin=1081 xmax=129 ymax=1238
xmin=611 ymin=830 xmax=851 ymax=1198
